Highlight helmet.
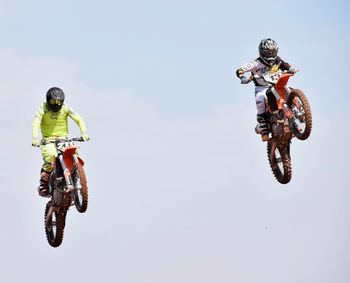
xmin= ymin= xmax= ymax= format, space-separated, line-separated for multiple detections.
xmin=259 ymin=38 xmax=279 ymax=66
xmin=46 ymin=87 xmax=65 ymax=112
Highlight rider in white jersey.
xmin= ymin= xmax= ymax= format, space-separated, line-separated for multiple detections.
xmin=236 ymin=38 xmax=294 ymax=141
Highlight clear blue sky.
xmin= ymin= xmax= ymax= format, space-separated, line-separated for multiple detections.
xmin=0 ymin=1 xmax=349 ymax=282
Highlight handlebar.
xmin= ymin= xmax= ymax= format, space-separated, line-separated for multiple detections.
xmin=244 ymin=69 xmax=298 ymax=84
xmin=41 ymin=137 xmax=85 ymax=145
xmin=71 ymin=137 xmax=85 ymax=142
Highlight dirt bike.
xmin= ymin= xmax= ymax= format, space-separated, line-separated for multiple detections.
xmin=248 ymin=65 xmax=312 ymax=184
xmin=42 ymin=137 xmax=88 ymax=247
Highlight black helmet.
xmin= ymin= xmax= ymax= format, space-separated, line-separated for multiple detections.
xmin=259 ymin=38 xmax=279 ymax=66
xmin=46 ymin=87 xmax=65 ymax=112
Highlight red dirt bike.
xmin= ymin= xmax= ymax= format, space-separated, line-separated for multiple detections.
xmin=42 ymin=137 xmax=88 ymax=247
xmin=249 ymin=66 xmax=312 ymax=184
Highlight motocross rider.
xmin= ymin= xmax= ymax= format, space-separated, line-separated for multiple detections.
xmin=236 ymin=38 xmax=295 ymax=141
xmin=32 ymin=87 xmax=89 ymax=197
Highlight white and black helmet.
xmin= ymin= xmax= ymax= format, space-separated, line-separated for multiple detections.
xmin=259 ymin=38 xmax=279 ymax=66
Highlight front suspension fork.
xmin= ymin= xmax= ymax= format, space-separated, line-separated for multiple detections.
xmin=58 ymin=155 xmax=74 ymax=193
xmin=271 ymin=87 xmax=300 ymax=130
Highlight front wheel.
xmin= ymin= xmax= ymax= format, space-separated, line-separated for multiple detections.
xmin=287 ymin=89 xmax=312 ymax=140
xmin=267 ymin=140 xmax=292 ymax=184
xmin=45 ymin=201 xmax=66 ymax=247
xmin=72 ymin=163 xmax=88 ymax=213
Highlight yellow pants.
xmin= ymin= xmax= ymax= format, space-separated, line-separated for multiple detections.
xmin=40 ymin=143 xmax=58 ymax=172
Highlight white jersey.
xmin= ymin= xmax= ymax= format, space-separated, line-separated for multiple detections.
xmin=236 ymin=56 xmax=291 ymax=86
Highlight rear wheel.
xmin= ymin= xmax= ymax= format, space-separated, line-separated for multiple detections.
xmin=72 ymin=163 xmax=88 ymax=213
xmin=287 ymin=89 xmax=312 ymax=140
xmin=45 ymin=201 xmax=66 ymax=247
xmin=267 ymin=140 xmax=292 ymax=184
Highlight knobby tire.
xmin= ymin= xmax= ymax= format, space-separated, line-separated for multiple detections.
xmin=288 ymin=89 xmax=312 ymax=140
xmin=73 ymin=163 xmax=88 ymax=213
xmin=267 ymin=140 xmax=292 ymax=184
xmin=44 ymin=201 xmax=66 ymax=248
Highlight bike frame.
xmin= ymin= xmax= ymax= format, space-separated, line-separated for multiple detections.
xmin=50 ymin=140 xmax=85 ymax=194
xmin=267 ymin=73 xmax=294 ymax=118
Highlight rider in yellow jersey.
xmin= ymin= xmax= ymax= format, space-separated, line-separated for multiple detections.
xmin=32 ymin=87 xmax=89 ymax=197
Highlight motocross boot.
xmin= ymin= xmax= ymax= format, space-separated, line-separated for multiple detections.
xmin=38 ymin=171 xmax=51 ymax=198
xmin=255 ymin=113 xmax=269 ymax=142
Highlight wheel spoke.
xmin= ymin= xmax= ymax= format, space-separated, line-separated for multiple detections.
xmin=45 ymin=202 xmax=65 ymax=247
xmin=288 ymin=90 xmax=312 ymax=140
xmin=274 ymin=148 xmax=284 ymax=175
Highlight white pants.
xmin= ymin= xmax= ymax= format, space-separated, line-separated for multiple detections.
xmin=255 ymin=86 xmax=269 ymax=115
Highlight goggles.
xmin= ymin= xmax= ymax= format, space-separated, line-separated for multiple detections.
xmin=262 ymin=50 xmax=277 ymax=58
xmin=49 ymin=98 xmax=63 ymax=105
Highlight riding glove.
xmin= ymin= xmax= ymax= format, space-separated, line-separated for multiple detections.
xmin=82 ymin=134 xmax=90 ymax=142
xmin=288 ymin=68 xmax=296 ymax=74
xmin=240 ymin=76 xmax=250 ymax=84
xmin=32 ymin=139 xmax=40 ymax=147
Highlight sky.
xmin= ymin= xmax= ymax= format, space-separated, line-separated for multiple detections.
xmin=0 ymin=0 xmax=349 ymax=282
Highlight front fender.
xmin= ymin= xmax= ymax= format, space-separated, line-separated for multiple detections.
xmin=77 ymin=156 xmax=85 ymax=166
